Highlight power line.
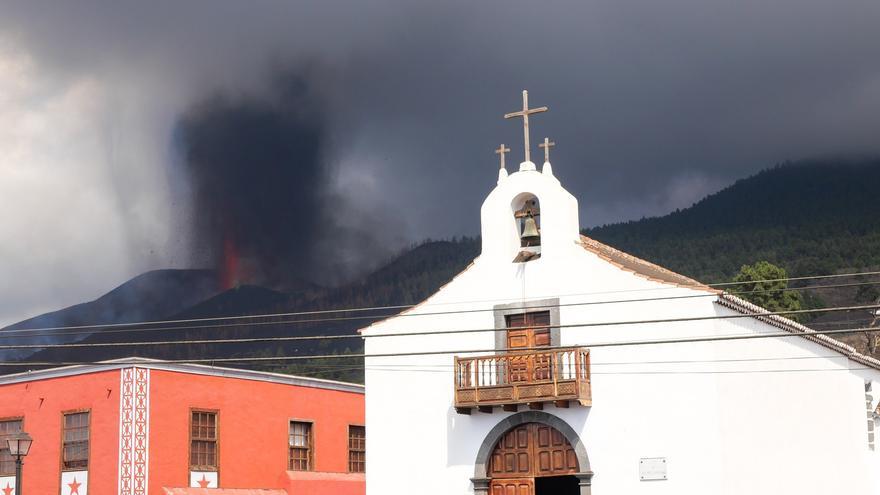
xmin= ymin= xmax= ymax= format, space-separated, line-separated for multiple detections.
xmin=265 ymin=366 xmax=880 ymax=378
xmin=293 ymin=353 xmax=858 ymax=368
xmin=3 ymin=275 xmax=878 ymax=340
xmin=226 ymin=359 xmax=873 ymax=377
xmin=221 ymin=347 xmax=880 ymax=377
xmin=226 ymin=352 xmax=872 ymax=379
xmin=3 ymin=323 xmax=880 ymax=367
xmin=710 ymin=270 xmax=880 ymax=287
xmin=115 ymin=360 xmax=871 ymax=379
xmin=352 ymin=366 xmax=878 ymax=376
xmin=313 ymin=364 xmax=873 ymax=376
xmin=4 ymin=269 xmax=879 ymax=335
xmin=2 ymin=360 xmax=875 ymax=377
xmin=1 ymin=303 xmax=877 ymax=350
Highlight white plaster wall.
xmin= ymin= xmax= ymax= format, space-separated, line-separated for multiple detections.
xmin=708 ymin=312 xmax=876 ymax=494
xmin=859 ymin=373 xmax=880 ymax=492
xmin=364 ymin=169 xmax=880 ymax=495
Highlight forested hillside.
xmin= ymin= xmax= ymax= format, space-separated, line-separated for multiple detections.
xmin=6 ymin=158 xmax=880 ymax=381
xmin=11 ymin=238 xmax=481 ymax=382
xmin=585 ymin=158 xmax=880 ymax=281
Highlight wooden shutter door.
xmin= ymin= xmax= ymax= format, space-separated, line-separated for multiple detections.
xmin=506 ymin=314 xmax=530 ymax=349
xmin=488 ymin=423 xmax=579 ymax=495
xmin=490 ymin=425 xmax=532 ymax=477
xmin=533 ymin=424 xmax=578 ymax=476
xmin=506 ymin=312 xmax=552 ymax=382
xmin=490 ymin=478 xmax=534 ymax=495
xmin=505 ymin=312 xmax=551 ymax=349
xmin=506 ymin=314 xmax=531 ymax=382
xmin=527 ymin=312 xmax=552 ymax=381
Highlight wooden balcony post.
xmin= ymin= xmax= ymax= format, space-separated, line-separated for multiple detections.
xmin=585 ymin=350 xmax=591 ymax=382
xmin=552 ymin=351 xmax=559 ymax=397
xmin=475 ymin=357 xmax=481 ymax=403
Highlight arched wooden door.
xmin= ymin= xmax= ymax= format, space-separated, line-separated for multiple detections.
xmin=489 ymin=422 xmax=578 ymax=495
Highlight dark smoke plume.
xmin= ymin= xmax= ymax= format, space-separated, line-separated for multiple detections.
xmin=177 ymin=74 xmax=369 ymax=290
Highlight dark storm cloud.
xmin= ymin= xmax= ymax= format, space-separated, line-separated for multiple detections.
xmin=1 ymin=0 xmax=879 ymax=322
xmin=4 ymin=0 xmax=879 ymax=232
xmin=176 ymin=70 xmax=397 ymax=287
xmin=328 ymin=0 xmax=880 ymax=233
xmin=177 ymin=75 xmax=327 ymax=287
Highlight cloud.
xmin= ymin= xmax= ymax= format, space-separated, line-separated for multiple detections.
xmin=174 ymin=72 xmax=404 ymax=288
xmin=0 ymin=42 xmax=176 ymax=326
xmin=0 ymin=0 xmax=879 ymax=324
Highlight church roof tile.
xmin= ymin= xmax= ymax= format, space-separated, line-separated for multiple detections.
xmin=579 ymin=235 xmax=880 ymax=371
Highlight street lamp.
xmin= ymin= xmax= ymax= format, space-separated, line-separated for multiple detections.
xmin=6 ymin=432 xmax=32 ymax=495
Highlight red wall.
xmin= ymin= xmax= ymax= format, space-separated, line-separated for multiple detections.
xmin=0 ymin=370 xmax=120 ymax=495
xmin=0 ymin=367 xmax=364 ymax=495
xmin=148 ymin=370 xmax=364 ymax=494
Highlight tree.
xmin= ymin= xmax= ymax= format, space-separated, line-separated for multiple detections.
xmin=731 ymin=261 xmax=803 ymax=319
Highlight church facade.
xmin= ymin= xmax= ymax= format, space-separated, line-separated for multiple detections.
xmin=0 ymin=358 xmax=364 ymax=495
xmin=362 ymin=91 xmax=880 ymax=494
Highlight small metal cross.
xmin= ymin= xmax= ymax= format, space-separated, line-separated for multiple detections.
xmin=504 ymin=90 xmax=548 ymax=163
xmin=495 ymin=144 xmax=511 ymax=170
xmin=538 ymin=137 xmax=556 ymax=163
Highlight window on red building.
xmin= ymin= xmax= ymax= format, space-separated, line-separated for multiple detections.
xmin=190 ymin=410 xmax=218 ymax=471
xmin=0 ymin=418 xmax=23 ymax=476
xmin=288 ymin=421 xmax=312 ymax=471
xmin=348 ymin=425 xmax=365 ymax=473
xmin=62 ymin=411 xmax=90 ymax=470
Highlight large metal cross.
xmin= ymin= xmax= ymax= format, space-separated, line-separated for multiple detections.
xmin=538 ymin=137 xmax=556 ymax=163
xmin=494 ymin=144 xmax=511 ymax=170
xmin=504 ymin=90 xmax=548 ymax=164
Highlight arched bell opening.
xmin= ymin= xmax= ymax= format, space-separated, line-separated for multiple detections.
xmin=472 ymin=411 xmax=593 ymax=495
xmin=511 ymin=194 xmax=542 ymax=263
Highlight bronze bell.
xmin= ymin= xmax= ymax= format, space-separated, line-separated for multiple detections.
xmin=520 ymin=213 xmax=540 ymax=246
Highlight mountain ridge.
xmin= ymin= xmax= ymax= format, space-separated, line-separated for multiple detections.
xmin=586 ymin=157 xmax=880 ymax=280
xmin=5 ymin=157 xmax=880 ymax=380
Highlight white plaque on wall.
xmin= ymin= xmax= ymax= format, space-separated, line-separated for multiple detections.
xmin=190 ymin=471 xmax=218 ymax=488
xmin=639 ymin=457 xmax=668 ymax=481
xmin=60 ymin=471 xmax=88 ymax=495
xmin=0 ymin=476 xmax=15 ymax=495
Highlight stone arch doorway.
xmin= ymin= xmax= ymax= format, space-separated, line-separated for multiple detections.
xmin=472 ymin=411 xmax=593 ymax=495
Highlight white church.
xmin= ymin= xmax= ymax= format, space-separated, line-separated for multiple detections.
xmin=361 ymin=91 xmax=880 ymax=495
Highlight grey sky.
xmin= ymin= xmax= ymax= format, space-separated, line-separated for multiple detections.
xmin=1 ymin=0 xmax=878 ymax=326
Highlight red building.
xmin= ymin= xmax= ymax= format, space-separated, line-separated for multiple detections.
xmin=0 ymin=358 xmax=364 ymax=495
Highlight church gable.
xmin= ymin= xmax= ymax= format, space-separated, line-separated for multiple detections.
xmin=363 ymin=90 xmax=880 ymax=495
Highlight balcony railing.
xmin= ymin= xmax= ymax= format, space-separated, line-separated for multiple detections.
xmin=454 ymin=347 xmax=591 ymax=414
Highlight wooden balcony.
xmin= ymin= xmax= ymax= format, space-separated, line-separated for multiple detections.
xmin=454 ymin=347 xmax=591 ymax=414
